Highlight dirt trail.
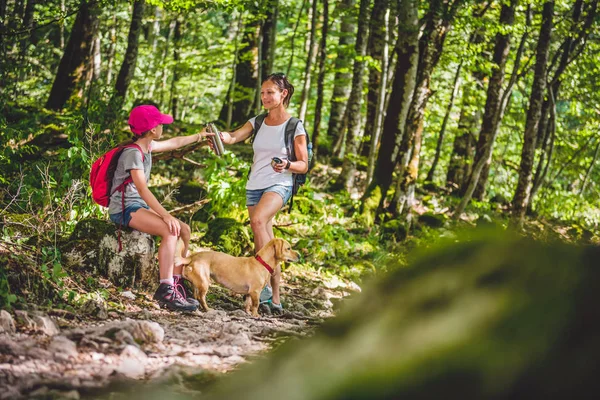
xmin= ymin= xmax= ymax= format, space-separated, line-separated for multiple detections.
xmin=0 ymin=266 xmax=360 ymax=399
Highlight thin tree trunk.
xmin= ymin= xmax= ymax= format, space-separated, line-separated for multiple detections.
xmin=361 ymin=0 xmax=419 ymax=215
xmin=426 ymin=60 xmax=462 ymax=183
xmin=45 ymin=0 xmax=100 ymax=110
xmin=261 ymin=1 xmax=278 ymax=81
xmin=454 ymin=0 xmax=518 ymax=217
xmin=286 ymin=0 xmax=308 ymax=76
xmin=312 ymin=0 xmax=329 ymax=158
xmin=299 ymin=0 xmax=319 ymax=122
xmin=109 ymin=0 xmax=145 ymax=117
xmin=19 ymin=0 xmax=35 ymax=56
xmin=325 ymin=0 xmax=356 ymax=155
xmin=170 ymin=17 xmax=183 ymax=119
xmin=579 ymin=139 xmax=600 ymax=197
xmin=366 ymin=6 xmax=390 ymax=186
xmin=227 ymin=12 xmax=244 ymax=130
xmin=470 ymin=0 xmax=519 ymax=201
xmin=160 ymin=20 xmax=176 ymax=109
xmin=334 ymin=0 xmax=371 ymax=191
xmin=361 ymin=0 xmax=389 ymax=158
xmin=392 ymin=0 xmax=465 ymax=215
xmin=219 ymin=17 xmax=260 ymax=127
xmin=59 ymin=0 xmax=65 ymax=49
xmin=511 ymin=1 xmax=554 ymax=228
xmin=106 ymin=9 xmax=118 ymax=86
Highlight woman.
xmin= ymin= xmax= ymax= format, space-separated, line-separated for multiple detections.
xmin=210 ymin=73 xmax=308 ymax=314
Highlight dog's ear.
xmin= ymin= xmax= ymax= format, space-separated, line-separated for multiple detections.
xmin=274 ymin=238 xmax=284 ymax=258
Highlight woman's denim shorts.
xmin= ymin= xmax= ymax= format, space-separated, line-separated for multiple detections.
xmin=109 ymin=204 xmax=149 ymax=227
xmin=246 ymin=184 xmax=293 ymax=207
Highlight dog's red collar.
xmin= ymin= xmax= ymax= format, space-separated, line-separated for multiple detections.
xmin=255 ymin=255 xmax=274 ymax=275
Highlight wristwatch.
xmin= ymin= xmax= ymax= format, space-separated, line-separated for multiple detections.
xmin=285 ymin=159 xmax=291 ymax=170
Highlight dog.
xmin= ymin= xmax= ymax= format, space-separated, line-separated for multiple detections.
xmin=175 ymin=238 xmax=300 ymax=317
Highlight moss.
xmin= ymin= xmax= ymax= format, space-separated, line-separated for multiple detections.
xmin=381 ymin=219 xmax=408 ymax=242
xmin=70 ymin=218 xmax=116 ymax=241
xmin=203 ymin=218 xmax=252 ymax=256
xmin=175 ymin=180 xmax=208 ymax=204
xmin=418 ymin=212 xmax=447 ymax=228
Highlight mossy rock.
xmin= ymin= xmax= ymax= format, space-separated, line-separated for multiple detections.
xmin=290 ymin=195 xmax=323 ymax=216
xmin=70 ymin=218 xmax=116 ymax=241
xmin=175 ymin=180 xmax=208 ymax=205
xmin=203 ymin=217 xmax=252 ymax=256
xmin=380 ymin=219 xmax=408 ymax=242
xmin=418 ymin=212 xmax=447 ymax=228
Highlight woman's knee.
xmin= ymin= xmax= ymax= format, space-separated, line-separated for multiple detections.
xmin=250 ymin=215 xmax=267 ymax=231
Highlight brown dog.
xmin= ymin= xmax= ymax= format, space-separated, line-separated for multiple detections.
xmin=175 ymin=238 xmax=300 ymax=317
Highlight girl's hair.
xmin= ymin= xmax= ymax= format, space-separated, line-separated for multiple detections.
xmin=263 ymin=73 xmax=294 ymax=107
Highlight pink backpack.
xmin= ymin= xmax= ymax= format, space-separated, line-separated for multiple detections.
xmin=90 ymin=143 xmax=144 ymax=207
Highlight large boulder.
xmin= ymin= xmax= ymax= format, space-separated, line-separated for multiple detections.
xmin=193 ymin=229 xmax=600 ymax=399
xmin=61 ymin=218 xmax=157 ymax=288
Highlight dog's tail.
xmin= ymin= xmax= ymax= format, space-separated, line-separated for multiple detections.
xmin=174 ymin=239 xmax=192 ymax=266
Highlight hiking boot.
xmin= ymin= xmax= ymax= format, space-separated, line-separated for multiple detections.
xmin=153 ymin=283 xmax=198 ymax=312
xmin=259 ymin=285 xmax=273 ymax=304
xmin=173 ymin=276 xmax=200 ymax=308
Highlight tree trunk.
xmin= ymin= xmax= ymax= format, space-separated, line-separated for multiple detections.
xmin=45 ymin=0 xmax=100 ymax=110
xmin=170 ymin=17 xmax=183 ymax=119
xmin=298 ymin=0 xmax=319 ymax=122
xmin=366 ymin=5 xmax=390 ymax=186
xmin=334 ymin=0 xmax=371 ymax=191
xmin=112 ymin=0 xmax=145 ymax=112
xmin=260 ymin=0 xmax=278 ymax=81
xmin=426 ymin=60 xmax=462 ymax=183
xmin=227 ymin=12 xmax=244 ymax=130
xmin=106 ymin=9 xmax=118 ymax=85
xmin=286 ymin=0 xmax=308 ymax=76
xmin=511 ymin=1 xmax=554 ymax=227
xmin=361 ymin=0 xmax=419 ymax=216
xmin=391 ymin=0 xmax=465 ymax=215
xmin=469 ymin=0 xmax=519 ymax=201
xmin=19 ymin=0 xmax=35 ymax=55
xmin=324 ymin=0 xmax=356 ymax=156
xmin=579 ymin=139 xmax=600 ymax=197
xmin=361 ymin=0 xmax=389 ymax=158
xmin=453 ymin=0 xmax=518 ymax=216
xmin=159 ymin=20 xmax=176 ymax=109
xmin=218 ymin=17 xmax=260 ymax=127
xmin=312 ymin=0 xmax=329 ymax=159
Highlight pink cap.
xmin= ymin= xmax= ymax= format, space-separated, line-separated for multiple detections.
xmin=128 ymin=105 xmax=174 ymax=135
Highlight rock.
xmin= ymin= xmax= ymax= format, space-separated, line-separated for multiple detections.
xmin=121 ymin=344 xmax=147 ymax=360
xmin=13 ymin=310 xmax=35 ymax=330
xmin=48 ymin=336 xmax=78 ymax=357
xmin=31 ymin=314 xmax=59 ymax=336
xmin=222 ymin=322 xmax=244 ymax=335
xmin=229 ymin=310 xmax=249 ymax=318
xmin=62 ymin=218 xmax=157 ymax=288
xmin=0 ymin=337 xmax=19 ymax=355
xmin=114 ymin=329 xmax=137 ymax=346
xmin=204 ymin=310 xmax=227 ymax=321
xmin=0 ymin=310 xmax=15 ymax=334
xmin=121 ymin=290 xmax=136 ymax=300
xmin=417 ymin=212 xmax=447 ymax=228
xmin=81 ymin=299 xmax=108 ymax=320
xmin=100 ymin=320 xmax=164 ymax=344
xmin=380 ymin=219 xmax=408 ymax=242
xmin=115 ymin=358 xmax=145 ymax=379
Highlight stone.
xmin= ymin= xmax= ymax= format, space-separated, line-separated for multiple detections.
xmin=121 ymin=344 xmax=147 ymax=360
xmin=121 ymin=290 xmax=136 ymax=300
xmin=114 ymin=329 xmax=136 ymax=346
xmin=115 ymin=359 xmax=145 ymax=379
xmin=32 ymin=314 xmax=60 ymax=336
xmin=13 ymin=310 xmax=35 ymax=330
xmin=100 ymin=320 xmax=164 ymax=345
xmin=81 ymin=299 xmax=108 ymax=320
xmin=0 ymin=310 xmax=15 ymax=334
xmin=222 ymin=322 xmax=244 ymax=335
xmin=48 ymin=336 xmax=78 ymax=357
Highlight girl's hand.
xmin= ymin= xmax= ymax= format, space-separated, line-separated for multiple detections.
xmin=161 ymin=214 xmax=181 ymax=236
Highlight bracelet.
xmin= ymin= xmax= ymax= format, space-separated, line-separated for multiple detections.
xmin=196 ymin=133 xmax=201 ymax=143
xmin=285 ymin=159 xmax=291 ymax=170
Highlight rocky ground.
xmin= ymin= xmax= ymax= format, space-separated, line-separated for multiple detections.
xmin=0 ymin=266 xmax=360 ymax=399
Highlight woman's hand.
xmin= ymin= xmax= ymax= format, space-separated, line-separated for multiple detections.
xmin=161 ymin=214 xmax=181 ymax=236
xmin=271 ymin=158 xmax=287 ymax=173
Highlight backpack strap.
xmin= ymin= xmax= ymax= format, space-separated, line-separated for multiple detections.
xmin=249 ymin=113 xmax=268 ymax=144
xmin=283 ymin=117 xmax=302 ymax=214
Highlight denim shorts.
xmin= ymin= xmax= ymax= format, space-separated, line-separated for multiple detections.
xmin=246 ymin=184 xmax=293 ymax=207
xmin=109 ymin=204 xmax=149 ymax=227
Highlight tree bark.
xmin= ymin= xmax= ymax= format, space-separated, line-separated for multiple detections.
xmin=298 ymin=0 xmax=319 ymax=122
xmin=45 ymin=0 xmax=100 ymax=110
xmin=286 ymin=0 xmax=308 ymax=76
xmin=106 ymin=9 xmax=118 ymax=86
xmin=361 ymin=0 xmax=389 ymax=158
xmin=453 ymin=0 xmax=518 ymax=217
xmin=511 ymin=1 xmax=554 ymax=227
xmin=218 ymin=17 xmax=260 ymax=127
xmin=361 ymin=0 xmax=419 ymax=215
xmin=470 ymin=0 xmax=519 ymax=201
xmin=334 ymin=0 xmax=371 ymax=191
xmin=113 ymin=0 xmax=145 ymax=108
xmin=312 ymin=0 xmax=329 ymax=158
xmin=426 ymin=60 xmax=462 ymax=183
xmin=170 ymin=17 xmax=183 ymax=119
xmin=260 ymin=0 xmax=278 ymax=81
xmin=324 ymin=0 xmax=356 ymax=156
xmin=227 ymin=12 xmax=244 ymax=130
xmin=391 ymin=0 xmax=465 ymax=215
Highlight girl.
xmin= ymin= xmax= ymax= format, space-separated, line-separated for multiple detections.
xmin=109 ymin=104 xmax=207 ymax=312
xmin=209 ymin=73 xmax=309 ymax=314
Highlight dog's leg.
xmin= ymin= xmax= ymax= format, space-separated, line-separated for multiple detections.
xmin=196 ymin=285 xmax=210 ymax=312
xmin=249 ymin=291 xmax=260 ymax=318
xmin=244 ymin=295 xmax=252 ymax=315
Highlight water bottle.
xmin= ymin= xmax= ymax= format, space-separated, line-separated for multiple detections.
xmin=307 ymin=142 xmax=313 ymax=167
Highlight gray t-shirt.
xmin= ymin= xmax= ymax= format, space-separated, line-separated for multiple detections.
xmin=108 ymin=146 xmax=152 ymax=215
